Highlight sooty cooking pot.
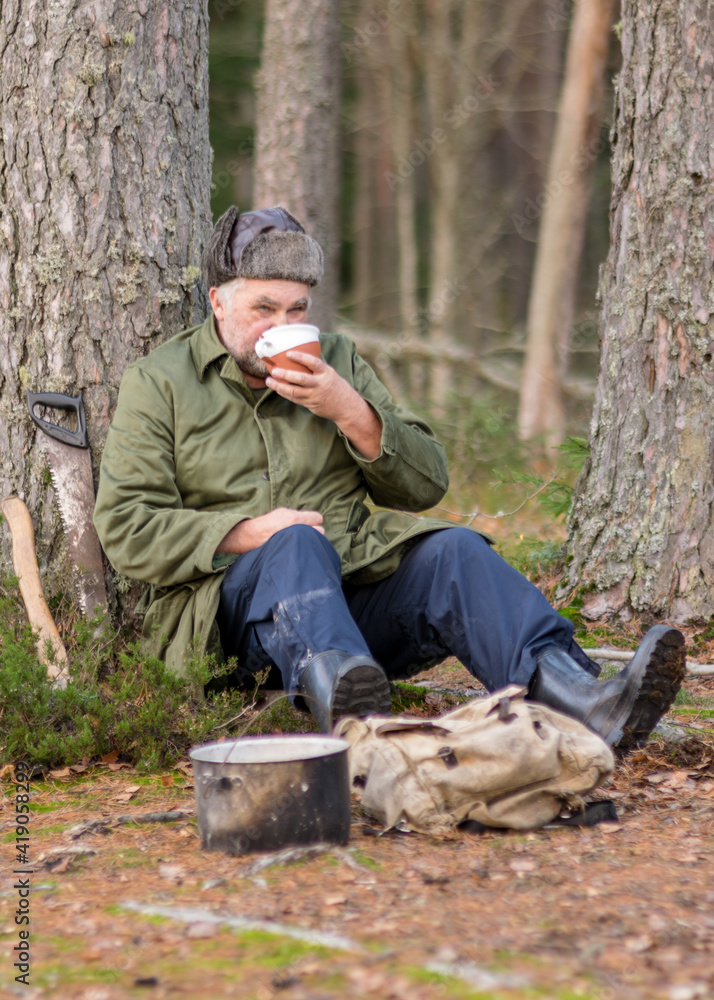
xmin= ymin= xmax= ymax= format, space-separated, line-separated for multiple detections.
xmin=190 ymin=735 xmax=351 ymax=854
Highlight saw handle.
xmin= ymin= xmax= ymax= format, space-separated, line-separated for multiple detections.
xmin=27 ymin=390 xmax=88 ymax=449
xmin=1 ymin=496 xmax=68 ymax=681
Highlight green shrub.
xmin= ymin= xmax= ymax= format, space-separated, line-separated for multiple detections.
xmin=0 ymin=578 xmax=247 ymax=771
xmin=502 ymin=537 xmax=566 ymax=578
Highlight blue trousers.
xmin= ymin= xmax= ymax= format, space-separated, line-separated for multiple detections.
xmin=216 ymin=525 xmax=599 ymax=696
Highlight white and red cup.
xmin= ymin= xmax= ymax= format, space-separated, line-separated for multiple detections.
xmin=255 ymin=324 xmax=321 ymax=374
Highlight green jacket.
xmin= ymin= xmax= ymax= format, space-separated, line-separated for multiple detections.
xmin=94 ymin=316 xmax=455 ymax=675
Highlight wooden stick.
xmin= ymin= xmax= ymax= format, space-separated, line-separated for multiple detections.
xmin=582 ymin=647 xmax=714 ymax=677
xmin=1 ymin=496 xmax=68 ymax=683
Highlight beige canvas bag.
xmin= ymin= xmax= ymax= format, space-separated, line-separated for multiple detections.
xmin=334 ymin=685 xmax=615 ymax=833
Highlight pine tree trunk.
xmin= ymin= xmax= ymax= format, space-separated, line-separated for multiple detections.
xmin=252 ymin=0 xmax=340 ymax=333
xmin=518 ymin=0 xmax=614 ymax=448
xmin=0 ymin=0 xmax=211 ymax=592
xmin=565 ymin=0 xmax=714 ymax=622
xmin=352 ymin=62 xmax=376 ymax=329
xmin=346 ymin=0 xmax=399 ymax=332
xmin=421 ymin=0 xmax=468 ymax=414
xmin=389 ymin=8 xmax=419 ymax=340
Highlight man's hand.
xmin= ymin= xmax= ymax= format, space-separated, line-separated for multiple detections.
xmin=266 ymin=352 xmax=382 ymax=460
xmin=216 ymin=508 xmax=324 ymax=556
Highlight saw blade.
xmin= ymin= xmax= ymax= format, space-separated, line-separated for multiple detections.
xmin=40 ymin=434 xmax=108 ymax=619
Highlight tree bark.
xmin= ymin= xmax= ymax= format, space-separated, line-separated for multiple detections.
xmin=0 ymin=0 xmax=211 ymax=592
xmin=518 ymin=0 xmax=615 ymax=448
xmin=388 ymin=6 xmax=419 ymax=340
xmin=348 ymin=1 xmax=400 ymax=333
xmin=420 ymin=0 xmax=462 ymax=412
xmin=352 ymin=62 xmax=376 ymax=329
xmin=252 ymin=0 xmax=340 ymax=333
xmin=565 ymin=0 xmax=714 ymax=622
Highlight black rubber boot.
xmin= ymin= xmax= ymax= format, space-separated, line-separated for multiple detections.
xmin=298 ymin=650 xmax=392 ymax=733
xmin=529 ymin=625 xmax=686 ymax=749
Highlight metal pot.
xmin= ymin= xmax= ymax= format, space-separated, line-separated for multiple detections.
xmin=189 ymin=735 xmax=351 ymax=855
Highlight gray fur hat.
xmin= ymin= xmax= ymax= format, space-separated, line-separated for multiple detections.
xmin=201 ymin=206 xmax=323 ymax=291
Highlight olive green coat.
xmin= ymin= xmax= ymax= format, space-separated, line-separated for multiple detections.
xmin=94 ymin=316 xmax=455 ymax=675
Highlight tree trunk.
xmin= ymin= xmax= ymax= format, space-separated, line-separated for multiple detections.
xmin=352 ymin=62 xmax=376 ymax=329
xmin=518 ymin=0 xmax=615 ymax=448
xmin=564 ymin=0 xmax=714 ymax=622
xmin=388 ymin=7 xmax=419 ymax=340
xmin=421 ymin=0 xmax=470 ymax=413
xmin=345 ymin=0 xmax=402 ymax=333
xmin=252 ymin=0 xmax=340 ymax=333
xmin=0 ymin=0 xmax=211 ymax=592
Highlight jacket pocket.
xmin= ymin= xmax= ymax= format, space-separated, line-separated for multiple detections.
xmin=346 ymin=497 xmax=370 ymax=537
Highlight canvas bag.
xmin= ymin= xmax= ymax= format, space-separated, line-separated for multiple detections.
xmin=334 ymin=685 xmax=615 ymax=833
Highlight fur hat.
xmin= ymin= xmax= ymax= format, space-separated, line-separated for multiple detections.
xmin=201 ymin=206 xmax=323 ymax=291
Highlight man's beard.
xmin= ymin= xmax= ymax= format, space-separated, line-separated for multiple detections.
xmin=232 ymin=347 xmax=269 ymax=380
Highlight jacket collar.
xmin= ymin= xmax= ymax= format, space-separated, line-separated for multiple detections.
xmin=190 ymin=313 xmax=267 ymax=397
xmin=190 ymin=314 xmax=229 ymax=381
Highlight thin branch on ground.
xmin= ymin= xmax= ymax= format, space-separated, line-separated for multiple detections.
xmin=431 ymin=477 xmax=559 ymax=525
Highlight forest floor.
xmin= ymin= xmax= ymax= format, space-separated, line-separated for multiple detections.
xmin=3 ymin=658 xmax=714 ymax=1000
xmin=3 ymin=492 xmax=714 ymax=1000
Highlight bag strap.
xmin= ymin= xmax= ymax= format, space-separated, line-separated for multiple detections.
xmin=459 ymin=799 xmax=619 ymax=834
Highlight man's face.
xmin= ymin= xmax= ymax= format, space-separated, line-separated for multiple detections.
xmin=209 ymin=278 xmax=310 ymax=383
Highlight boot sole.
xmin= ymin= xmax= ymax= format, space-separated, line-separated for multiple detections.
xmin=332 ymin=663 xmax=392 ymax=720
xmin=617 ymin=627 xmax=686 ymax=751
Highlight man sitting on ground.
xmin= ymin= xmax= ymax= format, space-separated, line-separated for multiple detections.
xmin=94 ymin=206 xmax=686 ymax=747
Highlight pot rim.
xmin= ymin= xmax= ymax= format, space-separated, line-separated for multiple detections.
xmin=189 ymin=734 xmax=350 ymax=766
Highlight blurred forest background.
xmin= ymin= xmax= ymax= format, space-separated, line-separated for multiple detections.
xmin=208 ymin=0 xmax=619 ymax=505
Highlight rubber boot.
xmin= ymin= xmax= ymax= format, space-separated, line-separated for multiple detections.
xmin=298 ymin=650 xmax=392 ymax=733
xmin=529 ymin=625 xmax=686 ymax=749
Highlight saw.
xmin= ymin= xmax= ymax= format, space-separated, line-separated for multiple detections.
xmin=27 ymin=390 xmax=108 ymax=621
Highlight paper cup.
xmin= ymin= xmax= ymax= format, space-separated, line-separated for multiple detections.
xmin=255 ymin=324 xmax=321 ymax=374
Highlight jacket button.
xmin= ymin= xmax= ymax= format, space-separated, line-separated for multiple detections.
xmin=262 ymin=471 xmax=270 ymax=481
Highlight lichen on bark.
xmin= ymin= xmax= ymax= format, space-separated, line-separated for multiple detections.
xmin=0 ymin=0 xmax=212 ymax=594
